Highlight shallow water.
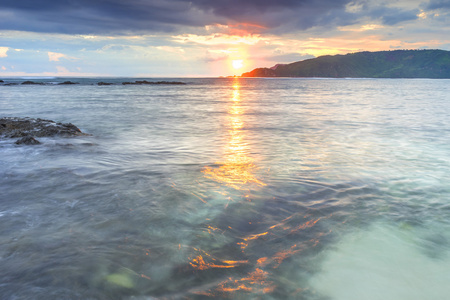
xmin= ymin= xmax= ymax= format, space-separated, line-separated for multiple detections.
xmin=1 ymin=77 xmax=450 ymax=299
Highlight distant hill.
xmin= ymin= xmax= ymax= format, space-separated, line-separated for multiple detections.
xmin=241 ymin=50 xmax=450 ymax=78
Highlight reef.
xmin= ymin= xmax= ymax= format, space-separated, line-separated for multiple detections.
xmin=121 ymin=80 xmax=186 ymax=85
xmin=0 ymin=117 xmax=89 ymax=145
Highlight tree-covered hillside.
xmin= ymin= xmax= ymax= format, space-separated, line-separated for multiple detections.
xmin=242 ymin=50 xmax=450 ymax=78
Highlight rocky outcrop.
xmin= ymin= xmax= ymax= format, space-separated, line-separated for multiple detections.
xmin=21 ymin=81 xmax=45 ymax=85
xmin=58 ymin=81 xmax=79 ymax=85
xmin=0 ymin=117 xmax=89 ymax=145
xmin=15 ymin=136 xmax=41 ymax=145
xmin=0 ymin=80 xmax=187 ymax=86
xmin=122 ymin=80 xmax=186 ymax=85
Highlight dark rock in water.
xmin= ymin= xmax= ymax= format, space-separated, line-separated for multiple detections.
xmin=122 ymin=80 xmax=186 ymax=85
xmin=156 ymin=81 xmax=186 ymax=85
xmin=15 ymin=136 xmax=41 ymax=145
xmin=21 ymin=81 xmax=45 ymax=85
xmin=0 ymin=80 xmax=4 ymax=83
xmin=58 ymin=81 xmax=79 ymax=85
xmin=97 ymin=82 xmax=113 ymax=86
xmin=0 ymin=117 xmax=89 ymax=144
xmin=3 ymin=83 xmax=18 ymax=86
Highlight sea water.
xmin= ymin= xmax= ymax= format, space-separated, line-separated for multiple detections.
xmin=1 ymin=77 xmax=450 ymax=299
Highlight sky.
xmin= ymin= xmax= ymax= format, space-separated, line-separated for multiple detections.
xmin=1 ymin=0 xmax=450 ymax=77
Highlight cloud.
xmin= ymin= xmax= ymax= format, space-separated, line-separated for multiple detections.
xmin=48 ymin=51 xmax=66 ymax=61
xmin=0 ymin=46 xmax=9 ymax=57
xmin=190 ymin=0 xmax=351 ymax=26
xmin=0 ymin=0 xmax=211 ymax=34
xmin=55 ymin=66 xmax=70 ymax=73
xmin=426 ymin=0 xmax=450 ymax=10
xmin=0 ymin=0 xmax=423 ymax=35
xmin=48 ymin=51 xmax=78 ymax=62
xmin=374 ymin=7 xmax=420 ymax=25
xmin=266 ymin=52 xmax=315 ymax=63
xmin=172 ymin=33 xmax=263 ymax=46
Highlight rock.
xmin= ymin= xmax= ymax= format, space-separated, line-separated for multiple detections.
xmin=154 ymin=81 xmax=186 ymax=85
xmin=122 ymin=80 xmax=186 ymax=85
xmin=0 ymin=80 xmax=4 ymax=83
xmin=97 ymin=82 xmax=113 ymax=85
xmin=15 ymin=136 xmax=41 ymax=145
xmin=0 ymin=117 xmax=89 ymax=144
xmin=58 ymin=81 xmax=79 ymax=85
xmin=21 ymin=81 xmax=45 ymax=85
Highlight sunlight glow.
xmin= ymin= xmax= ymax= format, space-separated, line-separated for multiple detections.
xmin=232 ymin=59 xmax=244 ymax=70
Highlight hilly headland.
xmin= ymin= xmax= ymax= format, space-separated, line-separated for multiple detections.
xmin=242 ymin=49 xmax=450 ymax=78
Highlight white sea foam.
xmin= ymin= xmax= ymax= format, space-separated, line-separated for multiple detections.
xmin=309 ymin=223 xmax=450 ymax=300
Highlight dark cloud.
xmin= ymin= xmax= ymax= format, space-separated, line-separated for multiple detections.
xmin=190 ymin=0 xmax=357 ymax=30
xmin=0 ymin=0 xmax=207 ymax=34
xmin=0 ymin=0 xmax=422 ymax=35
xmin=190 ymin=0 xmax=348 ymax=19
xmin=426 ymin=0 xmax=450 ymax=10
xmin=368 ymin=6 xmax=419 ymax=25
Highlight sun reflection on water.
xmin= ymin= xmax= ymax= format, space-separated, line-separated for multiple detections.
xmin=202 ymin=80 xmax=265 ymax=190
xmin=189 ymin=79 xmax=331 ymax=297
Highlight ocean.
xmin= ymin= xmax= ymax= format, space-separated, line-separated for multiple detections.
xmin=1 ymin=77 xmax=450 ymax=299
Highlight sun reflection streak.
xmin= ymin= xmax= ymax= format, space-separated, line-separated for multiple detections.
xmin=203 ymin=79 xmax=265 ymax=190
xmin=190 ymin=80 xmax=337 ymax=297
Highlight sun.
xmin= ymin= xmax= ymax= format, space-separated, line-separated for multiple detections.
xmin=232 ymin=59 xmax=244 ymax=70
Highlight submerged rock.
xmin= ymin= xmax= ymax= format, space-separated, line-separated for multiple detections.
xmin=105 ymin=273 xmax=135 ymax=289
xmin=15 ymin=136 xmax=41 ymax=145
xmin=97 ymin=82 xmax=113 ymax=85
xmin=0 ymin=117 xmax=89 ymax=145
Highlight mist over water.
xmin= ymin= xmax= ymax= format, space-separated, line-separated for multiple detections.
xmin=1 ymin=78 xmax=450 ymax=299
